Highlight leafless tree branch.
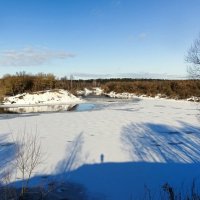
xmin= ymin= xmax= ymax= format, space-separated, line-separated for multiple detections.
xmin=186 ymin=34 xmax=200 ymax=79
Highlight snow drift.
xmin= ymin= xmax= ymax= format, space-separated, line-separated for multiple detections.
xmin=3 ymin=89 xmax=82 ymax=106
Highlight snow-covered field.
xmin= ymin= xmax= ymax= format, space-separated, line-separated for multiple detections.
xmin=0 ymin=97 xmax=200 ymax=199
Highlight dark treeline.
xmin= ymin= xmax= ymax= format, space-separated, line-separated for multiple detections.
xmin=0 ymin=72 xmax=98 ymax=97
xmin=0 ymin=72 xmax=200 ymax=99
xmin=102 ymin=79 xmax=200 ymax=99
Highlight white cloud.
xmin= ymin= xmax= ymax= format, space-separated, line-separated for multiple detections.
xmin=0 ymin=47 xmax=75 ymax=67
xmin=73 ymin=73 xmax=111 ymax=79
xmin=72 ymin=73 xmax=186 ymax=80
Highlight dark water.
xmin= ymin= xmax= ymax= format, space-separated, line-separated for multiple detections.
xmin=69 ymin=103 xmax=96 ymax=112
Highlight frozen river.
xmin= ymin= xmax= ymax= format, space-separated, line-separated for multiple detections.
xmin=0 ymin=97 xmax=199 ymax=199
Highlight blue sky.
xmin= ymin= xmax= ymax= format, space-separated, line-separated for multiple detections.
xmin=0 ymin=0 xmax=200 ymax=78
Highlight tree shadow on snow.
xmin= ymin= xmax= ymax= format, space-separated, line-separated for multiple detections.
xmin=121 ymin=122 xmax=200 ymax=163
xmin=10 ymin=162 xmax=200 ymax=200
xmin=5 ymin=122 xmax=200 ymax=200
xmin=0 ymin=133 xmax=17 ymax=179
xmin=55 ymin=132 xmax=84 ymax=179
xmin=8 ymin=132 xmax=87 ymax=199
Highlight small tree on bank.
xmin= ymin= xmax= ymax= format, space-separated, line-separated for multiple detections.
xmin=186 ymin=34 xmax=200 ymax=79
xmin=14 ymin=132 xmax=42 ymax=198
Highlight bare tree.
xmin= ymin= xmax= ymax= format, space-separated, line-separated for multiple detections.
xmin=14 ymin=132 xmax=42 ymax=198
xmin=0 ymin=170 xmax=17 ymax=200
xmin=70 ymin=74 xmax=74 ymax=90
xmin=0 ymin=130 xmax=42 ymax=199
xmin=186 ymin=34 xmax=200 ymax=79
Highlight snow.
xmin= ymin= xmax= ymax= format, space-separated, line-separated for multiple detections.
xmin=77 ymin=88 xmax=93 ymax=96
xmin=0 ymin=97 xmax=200 ymax=199
xmin=187 ymin=96 xmax=200 ymax=102
xmin=107 ymin=91 xmax=137 ymax=99
xmin=77 ymin=88 xmax=136 ymax=98
xmin=3 ymin=89 xmax=82 ymax=106
xmin=77 ymin=87 xmax=104 ymax=96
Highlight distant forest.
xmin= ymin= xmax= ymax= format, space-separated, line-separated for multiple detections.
xmin=0 ymin=72 xmax=200 ymax=100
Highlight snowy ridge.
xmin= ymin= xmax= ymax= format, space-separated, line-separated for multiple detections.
xmin=3 ymin=89 xmax=82 ymax=106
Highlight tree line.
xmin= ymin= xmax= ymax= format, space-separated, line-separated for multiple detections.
xmin=0 ymin=72 xmax=199 ymax=100
xmin=0 ymin=72 xmax=91 ymax=96
xmin=102 ymin=79 xmax=200 ymax=99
